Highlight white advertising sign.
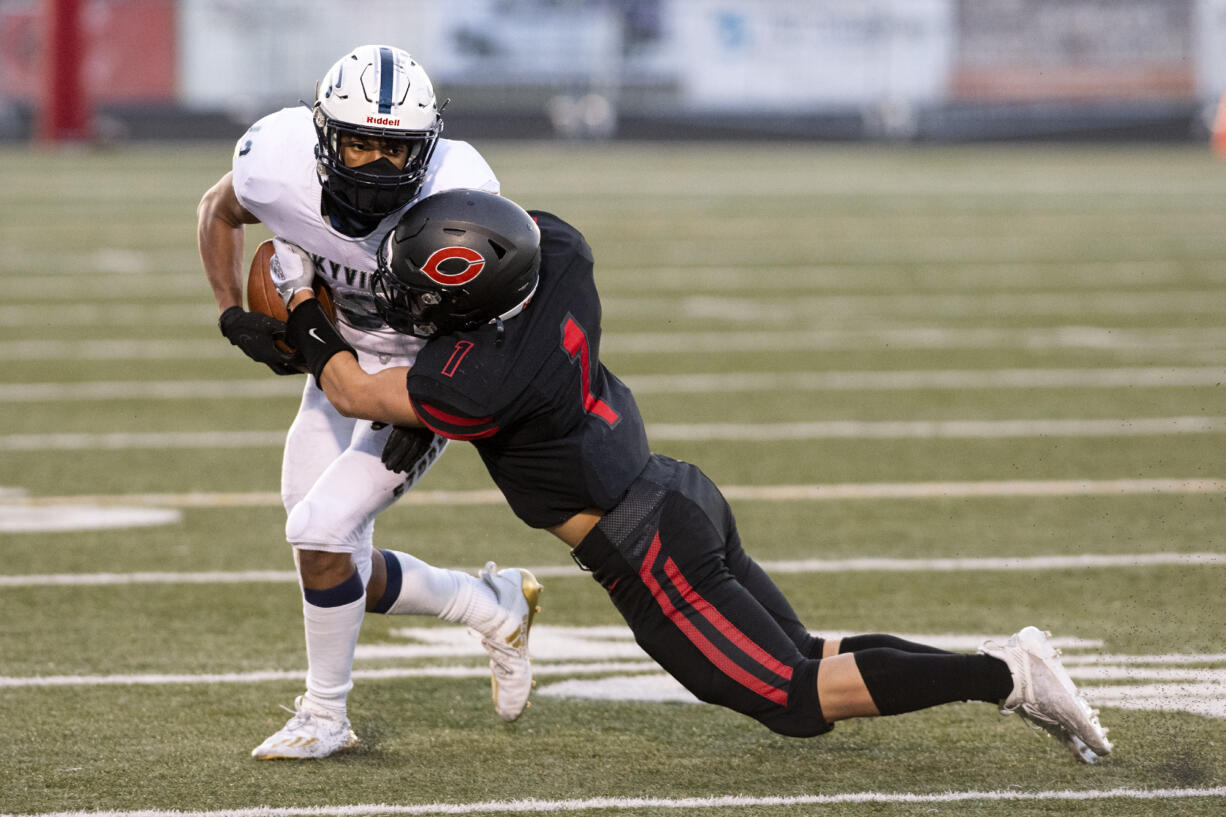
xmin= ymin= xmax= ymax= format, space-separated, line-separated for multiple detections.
xmin=1197 ymin=0 xmax=1226 ymax=98
xmin=671 ymin=0 xmax=955 ymax=111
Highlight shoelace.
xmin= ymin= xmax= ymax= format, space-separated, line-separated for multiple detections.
xmin=276 ymin=701 xmax=313 ymax=731
xmin=277 ymin=706 xmax=313 ymax=731
xmin=277 ymin=698 xmax=345 ymax=731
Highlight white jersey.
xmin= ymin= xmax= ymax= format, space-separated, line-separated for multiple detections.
xmin=231 ymin=106 xmax=500 ymax=365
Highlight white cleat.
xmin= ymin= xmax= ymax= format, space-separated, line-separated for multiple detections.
xmin=979 ymin=626 xmax=1112 ymax=761
xmin=251 ymin=696 xmax=359 ymax=760
xmin=477 ymin=561 xmax=542 ymax=722
xmin=1017 ymin=711 xmax=1101 ymax=764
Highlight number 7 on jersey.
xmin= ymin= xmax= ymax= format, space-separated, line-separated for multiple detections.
xmin=561 ymin=315 xmax=620 ymax=426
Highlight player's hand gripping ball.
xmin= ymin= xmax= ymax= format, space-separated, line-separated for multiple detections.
xmin=246 ymin=239 xmax=336 ymax=354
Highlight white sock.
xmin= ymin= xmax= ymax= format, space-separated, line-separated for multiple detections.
xmin=301 ymin=592 xmax=365 ymax=716
xmin=378 ymin=550 xmax=503 ymax=631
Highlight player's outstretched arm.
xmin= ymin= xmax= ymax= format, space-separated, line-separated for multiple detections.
xmin=197 ymin=172 xmax=259 ymax=313
xmin=285 ymin=292 xmax=423 ymax=428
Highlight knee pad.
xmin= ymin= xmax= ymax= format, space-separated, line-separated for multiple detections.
xmin=285 ymin=493 xmax=371 ymax=552
xmin=286 ymin=498 xmax=373 ymax=586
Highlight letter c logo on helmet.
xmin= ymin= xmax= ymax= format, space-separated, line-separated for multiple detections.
xmin=421 ymin=246 xmax=485 ymax=285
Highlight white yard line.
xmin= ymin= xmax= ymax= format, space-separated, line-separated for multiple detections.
xmin=755 ymin=553 xmax=1226 ymax=574
xmin=0 ymin=339 xmax=236 ymax=361
xmin=4 ymin=259 xmax=1205 ymax=294
xmin=5 ymin=327 xmax=1226 ymax=360
xmin=0 ymin=430 xmax=287 ymax=450
xmin=5 ymin=627 xmax=1223 ymax=724
xmin=1073 ymin=667 xmax=1226 ymax=683
xmin=3 ymin=480 xmax=1221 ymax=582
xmin=650 ymin=416 xmax=1226 ymax=440
xmin=2 ymin=553 xmax=1220 ymax=588
xmin=1062 ymin=653 xmax=1226 ymax=665
xmin=0 ymin=380 xmax=304 ymax=401
xmin=0 ymin=662 xmax=660 ymax=689
xmin=0 ymin=304 xmax=213 ymax=327
xmin=719 ymin=478 xmax=1226 ymax=500
xmin=3 ymin=417 xmax=1226 ymax=451
xmin=2 ymin=787 xmax=1223 ymax=817
xmin=628 ymin=366 xmax=1226 ymax=393
xmin=2 ymin=366 xmax=1223 ymax=402
xmin=606 ymin=326 xmax=1226 ymax=354
xmin=654 ymin=290 xmax=1226 ymax=321
xmin=0 ymin=570 xmax=301 ymax=587
xmin=7 ymin=289 xmax=1224 ymax=326
xmin=1 ymin=488 xmax=495 ymax=507
xmin=2 ymin=479 xmax=1223 ymax=510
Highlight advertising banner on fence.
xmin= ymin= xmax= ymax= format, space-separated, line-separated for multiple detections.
xmin=670 ymin=0 xmax=955 ymax=111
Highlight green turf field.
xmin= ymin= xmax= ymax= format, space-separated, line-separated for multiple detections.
xmin=1 ymin=141 xmax=1224 ymax=816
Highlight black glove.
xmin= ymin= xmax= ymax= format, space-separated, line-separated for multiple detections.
xmin=381 ymin=425 xmax=440 ymax=474
xmin=218 ymin=306 xmax=301 ymax=375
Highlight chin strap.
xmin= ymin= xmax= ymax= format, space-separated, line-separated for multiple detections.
xmin=286 ymin=299 xmax=357 ymax=385
xmin=488 ymin=278 xmax=540 ymax=347
xmin=491 ymin=278 xmax=539 ymax=324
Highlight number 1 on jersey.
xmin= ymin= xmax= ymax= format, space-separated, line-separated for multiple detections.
xmin=561 ymin=315 xmax=620 ymax=426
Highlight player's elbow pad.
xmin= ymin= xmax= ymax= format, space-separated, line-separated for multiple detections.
xmin=286 ymin=299 xmax=356 ymax=384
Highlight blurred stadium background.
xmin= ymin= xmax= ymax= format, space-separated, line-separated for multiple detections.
xmin=5 ymin=0 xmax=1226 ymax=147
xmin=3 ymin=3 xmax=1226 ymax=815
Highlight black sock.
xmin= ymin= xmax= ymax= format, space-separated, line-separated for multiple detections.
xmin=852 ymin=648 xmax=1014 ymax=716
xmin=840 ymin=633 xmax=956 ymax=655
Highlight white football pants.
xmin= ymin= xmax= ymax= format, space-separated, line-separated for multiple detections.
xmin=281 ymin=377 xmax=445 ymax=581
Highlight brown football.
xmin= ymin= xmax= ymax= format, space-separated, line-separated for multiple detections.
xmin=246 ymin=239 xmax=336 ymax=353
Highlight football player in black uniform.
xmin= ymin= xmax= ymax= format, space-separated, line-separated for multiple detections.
xmin=276 ymin=189 xmax=1112 ymax=762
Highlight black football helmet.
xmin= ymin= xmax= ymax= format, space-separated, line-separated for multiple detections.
xmin=372 ymin=190 xmax=541 ymax=338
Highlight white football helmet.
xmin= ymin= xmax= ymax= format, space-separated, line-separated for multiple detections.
xmin=313 ymin=45 xmax=442 ymax=226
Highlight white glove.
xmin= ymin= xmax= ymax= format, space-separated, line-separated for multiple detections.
xmin=269 ymin=238 xmax=316 ymax=307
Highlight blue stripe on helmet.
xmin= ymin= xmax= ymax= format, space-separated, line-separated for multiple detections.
xmin=378 ymin=47 xmax=394 ymax=114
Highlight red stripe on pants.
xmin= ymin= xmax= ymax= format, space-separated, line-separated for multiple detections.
xmin=638 ymin=532 xmax=789 ymax=706
xmin=662 ymin=556 xmax=794 ymax=681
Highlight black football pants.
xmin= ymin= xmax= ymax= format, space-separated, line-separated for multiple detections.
xmin=572 ymin=455 xmax=831 ymax=737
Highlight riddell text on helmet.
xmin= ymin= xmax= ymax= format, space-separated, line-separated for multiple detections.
xmin=366 ymin=116 xmax=401 ymax=126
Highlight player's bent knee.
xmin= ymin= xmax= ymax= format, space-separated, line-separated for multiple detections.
xmin=751 ymin=688 xmax=833 ymax=737
xmin=696 ymin=676 xmax=832 ymax=737
xmin=682 ymin=659 xmax=832 ymax=738
xmin=285 ymin=501 xmax=309 ymax=543
xmin=295 ymin=547 xmax=359 ymax=592
xmin=296 ymin=547 xmax=349 ymax=572
xmin=755 ymin=708 xmax=834 ymax=738
xmin=285 ymin=494 xmax=365 ymax=550
xmin=748 ymin=660 xmax=833 ymax=738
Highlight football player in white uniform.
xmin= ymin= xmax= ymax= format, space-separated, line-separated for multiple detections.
xmin=196 ymin=45 xmax=540 ymax=759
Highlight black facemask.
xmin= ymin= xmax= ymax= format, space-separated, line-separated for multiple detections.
xmin=321 ymin=156 xmax=423 ymax=236
xmin=355 ymin=156 xmax=404 ymax=177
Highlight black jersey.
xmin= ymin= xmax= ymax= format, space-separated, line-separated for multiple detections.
xmin=405 ymin=212 xmax=651 ymax=528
